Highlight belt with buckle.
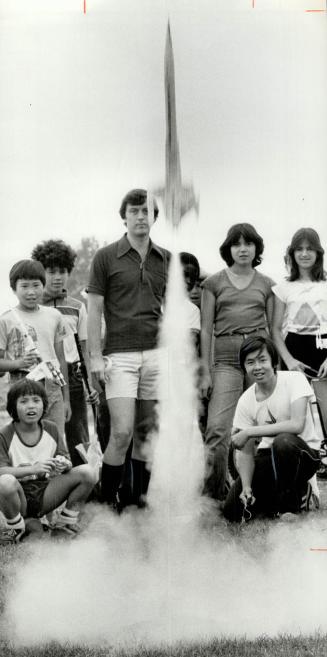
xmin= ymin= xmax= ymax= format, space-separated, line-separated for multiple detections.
xmin=219 ymin=328 xmax=266 ymax=339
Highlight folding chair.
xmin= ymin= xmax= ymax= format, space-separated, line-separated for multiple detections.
xmin=311 ymin=378 xmax=327 ymax=482
xmin=311 ymin=378 xmax=327 ymax=443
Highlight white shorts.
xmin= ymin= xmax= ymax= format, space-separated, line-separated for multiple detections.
xmin=105 ymin=349 xmax=160 ymax=400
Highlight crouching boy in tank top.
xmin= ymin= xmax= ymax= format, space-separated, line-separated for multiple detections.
xmin=0 ymin=379 xmax=97 ymax=544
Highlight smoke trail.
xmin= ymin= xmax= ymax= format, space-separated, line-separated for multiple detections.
xmin=148 ymin=249 xmax=205 ymax=518
xmin=4 ymin=245 xmax=327 ymax=647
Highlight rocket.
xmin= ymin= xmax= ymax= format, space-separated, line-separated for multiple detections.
xmin=163 ymin=22 xmax=199 ymax=227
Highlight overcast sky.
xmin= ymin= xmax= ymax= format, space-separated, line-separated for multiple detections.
xmin=1 ymin=0 xmax=327 ymax=310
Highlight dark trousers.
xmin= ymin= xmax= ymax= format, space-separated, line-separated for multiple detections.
xmin=65 ymin=365 xmax=89 ymax=467
xmin=285 ymin=332 xmax=327 ymax=373
xmin=223 ymin=433 xmax=320 ymax=522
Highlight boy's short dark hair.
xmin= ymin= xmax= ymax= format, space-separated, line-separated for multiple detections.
xmin=119 ymin=189 xmax=159 ymax=220
xmin=9 ymin=260 xmax=46 ymax=291
xmin=179 ymin=252 xmax=200 ymax=280
xmin=31 ymin=239 xmax=77 ymax=274
xmin=239 ymin=335 xmax=279 ymax=373
xmin=7 ymin=379 xmax=48 ymax=422
xmin=219 ymin=223 xmax=264 ymax=267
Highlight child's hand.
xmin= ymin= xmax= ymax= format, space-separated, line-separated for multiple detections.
xmin=64 ymin=400 xmax=72 ymax=422
xmin=285 ymin=356 xmax=306 ymax=374
xmin=32 ymin=459 xmax=56 ymax=477
xmin=199 ymin=371 xmax=212 ymax=399
xmin=54 ymin=455 xmax=72 ymax=473
xmin=231 ymin=429 xmax=249 ymax=450
xmin=240 ymin=487 xmax=255 ymax=507
xmin=19 ymin=352 xmax=39 ymax=369
xmin=86 ymin=387 xmax=99 ymax=405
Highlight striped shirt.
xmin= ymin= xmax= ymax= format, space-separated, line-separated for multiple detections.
xmin=42 ymin=292 xmax=87 ymax=364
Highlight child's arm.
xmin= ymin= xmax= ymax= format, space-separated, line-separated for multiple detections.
xmin=233 ymin=434 xmax=257 ymax=501
xmin=231 ymin=396 xmax=308 ymax=449
xmin=54 ymin=341 xmax=71 ymax=423
xmin=0 ymin=349 xmax=38 ymax=373
xmin=55 ymin=425 xmax=71 ymax=467
xmin=0 ymin=461 xmax=55 ymax=479
xmin=272 ymin=296 xmax=306 ymax=373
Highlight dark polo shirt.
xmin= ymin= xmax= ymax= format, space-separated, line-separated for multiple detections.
xmin=88 ymin=234 xmax=170 ymax=355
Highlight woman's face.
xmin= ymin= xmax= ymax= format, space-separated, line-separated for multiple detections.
xmin=293 ymin=239 xmax=317 ymax=272
xmin=230 ymin=235 xmax=256 ymax=267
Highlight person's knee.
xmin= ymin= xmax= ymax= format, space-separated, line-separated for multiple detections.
xmin=73 ymin=464 xmax=98 ymax=488
xmin=0 ymin=474 xmax=19 ymax=498
xmin=109 ymin=428 xmax=132 ymax=459
xmin=205 ymin=417 xmax=231 ymax=447
xmin=112 ymin=427 xmax=132 ymax=445
xmin=273 ymin=433 xmax=295 ymax=455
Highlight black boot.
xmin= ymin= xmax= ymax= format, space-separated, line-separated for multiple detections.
xmin=101 ymin=463 xmax=124 ymax=508
xmin=132 ymin=459 xmax=150 ymax=507
xmin=118 ymin=458 xmax=133 ymax=509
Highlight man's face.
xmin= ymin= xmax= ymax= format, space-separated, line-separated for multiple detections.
xmin=124 ymin=202 xmax=155 ymax=238
xmin=45 ymin=267 xmax=69 ymax=295
xmin=244 ymin=345 xmax=275 ymax=385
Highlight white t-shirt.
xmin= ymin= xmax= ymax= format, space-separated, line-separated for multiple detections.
xmin=233 ymin=370 xmax=319 ymax=451
xmin=0 ymin=419 xmax=69 ymax=481
xmin=184 ymin=299 xmax=201 ymax=332
xmin=272 ymin=280 xmax=327 ymax=335
xmin=0 ymin=306 xmax=66 ymax=379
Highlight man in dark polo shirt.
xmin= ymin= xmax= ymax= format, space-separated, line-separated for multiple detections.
xmin=87 ymin=189 xmax=170 ymax=508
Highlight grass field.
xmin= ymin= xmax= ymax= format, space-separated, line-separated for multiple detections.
xmin=0 ymin=635 xmax=327 ymax=657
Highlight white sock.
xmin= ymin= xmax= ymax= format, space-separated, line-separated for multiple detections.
xmin=6 ymin=513 xmax=25 ymax=529
xmin=61 ymin=507 xmax=79 ymax=518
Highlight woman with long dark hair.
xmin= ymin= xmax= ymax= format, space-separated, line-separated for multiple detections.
xmin=200 ymin=223 xmax=274 ymax=502
xmin=272 ymin=227 xmax=327 ymax=378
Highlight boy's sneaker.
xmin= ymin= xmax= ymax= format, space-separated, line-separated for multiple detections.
xmin=316 ymin=462 xmax=327 ymax=479
xmin=0 ymin=526 xmax=25 ymax=545
xmin=51 ymin=512 xmax=80 ymax=536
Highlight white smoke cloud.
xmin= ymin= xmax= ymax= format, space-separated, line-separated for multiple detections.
xmin=5 ymin=508 xmax=327 ymax=647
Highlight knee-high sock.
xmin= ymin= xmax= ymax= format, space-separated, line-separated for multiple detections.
xmin=101 ymin=463 xmax=124 ymax=504
xmin=132 ymin=459 xmax=150 ymax=506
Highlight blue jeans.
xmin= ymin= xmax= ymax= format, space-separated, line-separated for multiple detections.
xmin=204 ymin=331 xmax=268 ymax=500
xmin=65 ymin=364 xmax=89 ymax=467
xmin=204 ymin=335 xmax=245 ymax=500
